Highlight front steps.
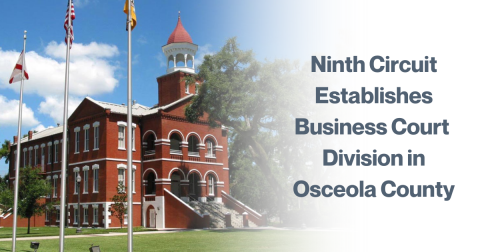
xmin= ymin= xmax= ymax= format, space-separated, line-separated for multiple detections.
xmin=190 ymin=201 xmax=258 ymax=228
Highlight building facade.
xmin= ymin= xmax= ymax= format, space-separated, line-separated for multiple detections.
xmin=6 ymin=16 xmax=249 ymax=229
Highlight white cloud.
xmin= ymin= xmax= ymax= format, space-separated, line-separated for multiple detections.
xmin=33 ymin=124 xmax=46 ymax=132
xmin=45 ymin=41 xmax=119 ymax=60
xmin=0 ymin=42 xmax=119 ymax=98
xmin=195 ymin=44 xmax=214 ymax=66
xmin=156 ymin=52 xmax=167 ymax=68
xmin=133 ymin=54 xmax=140 ymax=65
xmin=0 ymin=95 xmax=39 ymax=127
xmin=0 ymin=41 xmax=120 ymax=123
xmin=39 ymin=96 xmax=83 ymax=124
xmin=137 ymin=35 xmax=148 ymax=45
xmin=73 ymin=0 xmax=90 ymax=8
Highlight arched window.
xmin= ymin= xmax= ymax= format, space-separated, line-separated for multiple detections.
xmin=146 ymin=172 xmax=156 ymax=195
xmin=188 ymin=173 xmax=200 ymax=200
xmin=171 ymin=172 xmax=181 ymax=198
xmin=170 ymin=133 xmax=182 ymax=155
xmin=186 ymin=54 xmax=194 ymax=68
xmin=208 ymin=174 xmax=215 ymax=196
xmin=145 ymin=133 xmax=156 ymax=155
xmin=205 ymin=139 xmax=216 ymax=158
xmin=187 ymin=135 xmax=199 ymax=156
xmin=176 ymin=54 xmax=185 ymax=67
xmin=167 ymin=55 xmax=174 ymax=68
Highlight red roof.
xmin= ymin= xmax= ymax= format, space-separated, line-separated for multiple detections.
xmin=167 ymin=16 xmax=193 ymax=44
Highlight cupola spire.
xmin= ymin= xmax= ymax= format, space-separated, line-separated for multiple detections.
xmin=162 ymin=13 xmax=198 ymax=74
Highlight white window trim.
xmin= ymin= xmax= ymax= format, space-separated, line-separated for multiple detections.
xmin=92 ymin=164 xmax=100 ymax=193
xmin=118 ymin=121 xmax=136 ymax=151
xmin=84 ymin=127 xmax=90 ymax=152
xmin=83 ymin=207 xmax=89 ymax=225
xmin=208 ymin=175 xmax=215 ymax=196
xmin=73 ymin=170 xmax=79 ymax=195
xmin=92 ymin=207 xmax=98 ymax=225
xmin=118 ymin=169 xmax=125 ymax=188
xmin=118 ymin=123 xmax=126 ymax=150
xmin=83 ymin=166 xmax=89 ymax=194
xmin=132 ymin=127 xmax=136 ymax=151
xmin=73 ymin=208 xmax=79 ymax=225
xmin=54 ymin=141 xmax=59 ymax=163
xmin=93 ymin=124 xmax=99 ymax=151
xmin=75 ymin=131 xmax=80 ymax=154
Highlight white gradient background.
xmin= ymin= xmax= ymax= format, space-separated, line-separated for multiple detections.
xmin=231 ymin=0 xmax=480 ymax=251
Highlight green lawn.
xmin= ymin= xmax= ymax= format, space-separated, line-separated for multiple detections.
xmin=0 ymin=229 xmax=342 ymax=252
xmin=0 ymin=227 xmax=151 ymax=239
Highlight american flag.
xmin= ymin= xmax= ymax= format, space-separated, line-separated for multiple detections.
xmin=64 ymin=1 xmax=75 ymax=48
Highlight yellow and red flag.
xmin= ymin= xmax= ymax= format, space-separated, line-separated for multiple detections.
xmin=124 ymin=0 xmax=137 ymax=30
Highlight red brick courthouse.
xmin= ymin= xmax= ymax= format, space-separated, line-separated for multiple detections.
xmin=5 ymin=16 xmax=264 ymax=229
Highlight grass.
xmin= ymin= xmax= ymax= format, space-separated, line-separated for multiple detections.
xmin=0 ymin=227 xmax=151 ymax=239
xmin=0 ymin=229 xmax=342 ymax=251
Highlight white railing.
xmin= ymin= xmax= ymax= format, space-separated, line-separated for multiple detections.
xmin=170 ymin=149 xmax=182 ymax=155
xmin=205 ymin=153 xmax=216 ymax=158
xmin=188 ymin=151 xmax=199 ymax=156
xmin=145 ymin=150 xmax=155 ymax=155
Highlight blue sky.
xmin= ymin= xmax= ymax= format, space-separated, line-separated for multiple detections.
xmin=0 ymin=0 xmax=332 ymax=175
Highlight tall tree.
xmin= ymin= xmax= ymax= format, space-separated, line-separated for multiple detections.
xmin=109 ymin=184 xmax=127 ymax=228
xmin=185 ymin=38 xmax=318 ymax=217
xmin=0 ymin=140 xmax=11 ymax=164
xmin=0 ymin=166 xmax=51 ymax=234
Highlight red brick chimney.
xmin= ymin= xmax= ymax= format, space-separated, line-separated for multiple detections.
xmin=28 ymin=130 xmax=33 ymax=140
xmin=13 ymin=136 xmax=18 ymax=144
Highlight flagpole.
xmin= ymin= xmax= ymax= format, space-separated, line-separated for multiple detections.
xmin=11 ymin=30 xmax=27 ymax=252
xmin=59 ymin=0 xmax=72 ymax=251
xmin=127 ymin=1 xmax=134 ymax=252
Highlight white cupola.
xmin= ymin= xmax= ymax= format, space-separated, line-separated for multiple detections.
xmin=162 ymin=12 xmax=198 ymax=74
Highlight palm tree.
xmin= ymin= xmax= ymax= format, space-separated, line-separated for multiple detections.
xmin=0 ymin=140 xmax=11 ymax=164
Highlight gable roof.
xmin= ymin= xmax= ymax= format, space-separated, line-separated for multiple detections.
xmin=85 ymin=95 xmax=194 ymax=116
xmin=16 ymin=126 xmax=63 ymax=145
xmin=85 ymin=97 xmax=154 ymax=116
